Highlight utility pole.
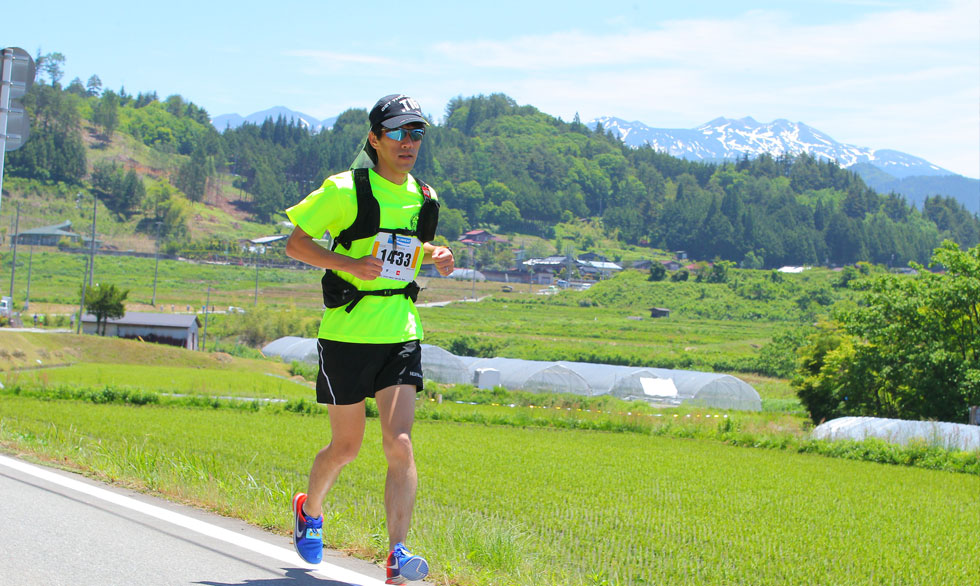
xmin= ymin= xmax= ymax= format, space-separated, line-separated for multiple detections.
xmin=8 ymin=201 xmax=19 ymax=300
xmin=201 ymin=286 xmax=211 ymax=351
xmin=76 ymin=194 xmax=97 ymax=334
xmin=254 ymin=253 xmax=260 ymax=306
xmin=76 ymin=265 xmax=86 ymax=334
xmin=151 ymin=221 xmax=162 ymax=306
xmin=470 ymin=245 xmax=476 ymax=300
xmin=24 ymin=244 xmax=32 ymax=310
xmin=87 ymin=196 xmax=97 ymax=288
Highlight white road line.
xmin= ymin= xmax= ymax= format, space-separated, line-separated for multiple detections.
xmin=0 ymin=454 xmax=385 ymax=586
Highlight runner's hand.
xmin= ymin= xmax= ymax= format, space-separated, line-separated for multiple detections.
xmin=345 ymin=255 xmax=384 ymax=280
xmin=431 ymin=246 xmax=455 ymax=277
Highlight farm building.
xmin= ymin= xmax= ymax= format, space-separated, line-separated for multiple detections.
xmin=812 ymin=416 xmax=980 ymax=452
xmin=13 ymin=220 xmax=84 ymax=247
xmin=260 ymin=338 xmax=762 ymax=411
xmin=81 ymin=312 xmax=201 ymax=350
xmin=458 ymin=229 xmax=506 ymax=246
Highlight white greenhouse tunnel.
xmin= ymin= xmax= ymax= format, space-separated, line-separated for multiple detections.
xmin=812 ymin=416 xmax=980 ymax=452
xmin=261 ymin=338 xmax=763 ymax=411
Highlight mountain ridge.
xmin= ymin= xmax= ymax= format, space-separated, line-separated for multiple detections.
xmin=590 ymin=115 xmax=953 ymax=177
xmin=211 ymin=106 xmax=335 ymax=133
xmin=589 ymin=115 xmax=978 ymax=213
xmin=209 ymin=106 xmax=977 ymax=214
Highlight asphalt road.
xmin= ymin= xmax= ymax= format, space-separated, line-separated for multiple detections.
xmin=0 ymin=454 xmax=406 ymax=586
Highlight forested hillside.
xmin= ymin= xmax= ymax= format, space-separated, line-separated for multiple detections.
xmin=5 ymin=63 xmax=978 ymax=268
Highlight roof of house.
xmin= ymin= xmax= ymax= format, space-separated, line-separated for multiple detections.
xmin=81 ymin=312 xmax=201 ymax=328
xmin=16 ymin=220 xmax=80 ymax=238
xmin=583 ymin=260 xmax=622 ymax=271
xmin=524 ymin=255 xmax=572 ymax=266
xmin=248 ymin=235 xmax=289 ymax=245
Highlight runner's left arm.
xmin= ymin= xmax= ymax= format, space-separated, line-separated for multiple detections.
xmin=422 ymin=243 xmax=454 ymax=276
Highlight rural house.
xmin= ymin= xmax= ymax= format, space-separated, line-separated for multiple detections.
xmin=81 ymin=312 xmax=201 ymax=350
xmin=13 ymin=220 xmax=83 ymax=247
xmin=458 ymin=229 xmax=501 ymax=245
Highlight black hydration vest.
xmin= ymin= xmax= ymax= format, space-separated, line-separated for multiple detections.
xmin=320 ymin=168 xmax=439 ymax=313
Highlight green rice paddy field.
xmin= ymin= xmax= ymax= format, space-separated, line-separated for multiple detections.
xmin=1 ymin=388 xmax=977 ymax=586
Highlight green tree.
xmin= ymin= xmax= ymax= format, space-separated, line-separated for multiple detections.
xmin=834 ymin=265 xmax=860 ymax=289
xmin=92 ymin=89 xmax=120 ymax=139
xmin=65 ymin=77 xmax=86 ymax=95
xmin=37 ymin=51 xmax=66 ymax=85
xmin=436 ymin=208 xmax=468 ymax=241
xmin=648 ymin=263 xmax=667 ymax=282
xmin=119 ymin=168 xmax=146 ymax=213
xmin=455 ymin=180 xmax=484 ymax=221
xmin=670 ymin=268 xmax=689 ymax=282
xmin=146 ymin=180 xmax=190 ymax=239
xmin=705 ymin=260 xmax=734 ymax=283
xmin=85 ymin=75 xmax=102 ymax=97
xmin=793 ymin=241 xmax=980 ymax=422
xmin=84 ymin=283 xmax=129 ymax=335
xmin=741 ymin=251 xmax=764 ymax=270
xmin=175 ymin=145 xmax=211 ymax=202
xmin=91 ymin=162 xmax=144 ymax=214
xmin=6 ymin=83 xmax=87 ymax=183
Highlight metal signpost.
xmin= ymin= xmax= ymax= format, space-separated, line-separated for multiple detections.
xmin=0 ymin=47 xmax=35 ymax=213
xmin=1 ymin=47 xmax=34 ymax=319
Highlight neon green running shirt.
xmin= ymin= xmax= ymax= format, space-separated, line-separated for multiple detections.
xmin=286 ymin=169 xmax=433 ymax=343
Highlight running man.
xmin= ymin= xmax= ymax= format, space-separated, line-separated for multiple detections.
xmin=284 ymin=94 xmax=454 ymax=584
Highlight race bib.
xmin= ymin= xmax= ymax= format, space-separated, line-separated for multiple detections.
xmin=371 ymin=233 xmax=422 ymax=282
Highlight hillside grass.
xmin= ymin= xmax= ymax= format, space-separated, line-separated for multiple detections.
xmin=1 ymin=117 xmax=272 ymax=253
xmin=4 ymin=363 xmax=311 ymax=400
xmin=420 ymin=299 xmax=781 ymax=372
xmin=0 ymin=249 xmax=516 ymax=314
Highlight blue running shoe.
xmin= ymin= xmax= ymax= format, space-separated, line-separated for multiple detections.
xmin=292 ymin=493 xmax=323 ymax=564
xmin=385 ymin=542 xmax=428 ymax=584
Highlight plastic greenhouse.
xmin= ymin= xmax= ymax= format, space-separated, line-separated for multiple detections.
xmin=452 ymin=353 xmax=761 ymax=410
xmin=455 ymin=356 xmax=595 ymax=396
xmin=417 ymin=344 xmax=471 ymax=384
xmin=812 ymin=416 xmax=980 ymax=452
xmin=261 ymin=336 xmax=318 ymax=364
xmin=262 ymin=337 xmax=762 ymax=411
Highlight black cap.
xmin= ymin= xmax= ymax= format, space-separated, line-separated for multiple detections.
xmin=369 ymin=94 xmax=428 ymax=129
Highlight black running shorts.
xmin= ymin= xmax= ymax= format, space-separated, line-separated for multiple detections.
xmin=315 ymin=339 xmax=423 ymax=405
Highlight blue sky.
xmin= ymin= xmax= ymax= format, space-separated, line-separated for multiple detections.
xmin=6 ymin=0 xmax=979 ymax=178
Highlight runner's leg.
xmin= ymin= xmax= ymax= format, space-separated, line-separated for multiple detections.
xmin=304 ymin=401 xmax=366 ymax=518
xmin=374 ymin=384 xmax=417 ymax=548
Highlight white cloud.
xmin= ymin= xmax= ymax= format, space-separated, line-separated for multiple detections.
xmin=422 ymin=0 xmax=978 ymax=177
xmin=433 ymin=1 xmax=976 ymax=72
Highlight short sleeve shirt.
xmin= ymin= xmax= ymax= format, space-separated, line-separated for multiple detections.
xmin=286 ymin=169 xmax=432 ymax=343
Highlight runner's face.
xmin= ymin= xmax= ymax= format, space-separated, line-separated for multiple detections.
xmin=370 ymin=123 xmax=424 ymax=180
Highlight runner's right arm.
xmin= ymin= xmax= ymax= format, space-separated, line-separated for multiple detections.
xmin=285 ymin=225 xmax=383 ymax=281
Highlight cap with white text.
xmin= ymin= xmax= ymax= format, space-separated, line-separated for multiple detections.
xmin=369 ymin=94 xmax=428 ymax=129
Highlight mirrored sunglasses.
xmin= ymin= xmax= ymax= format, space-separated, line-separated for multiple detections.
xmin=384 ymin=127 xmax=425 ymax=142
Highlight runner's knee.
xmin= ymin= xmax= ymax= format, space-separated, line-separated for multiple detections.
xmin=322 ymin=439 xmax=362 ymax=466
xmin=382 ymin=432 xmax=414 ymax=465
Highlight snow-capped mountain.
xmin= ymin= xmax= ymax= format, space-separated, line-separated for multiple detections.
xmin=590 ymin=116 xmax=953 ymax=179
xmin=211 ymin=107 xmax=335 ymax=133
